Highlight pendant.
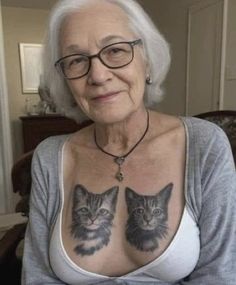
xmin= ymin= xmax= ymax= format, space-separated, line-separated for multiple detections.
xmin=114 ymin=157 xmax=125 ymax=166
xmin=114 ymin=157 xmax=125 ymax=182
xmin=116 ymin=171 xmax=124 ymax=182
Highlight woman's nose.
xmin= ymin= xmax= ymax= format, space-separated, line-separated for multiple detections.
xmin=87 ymin=57 xmax=112 ymax=85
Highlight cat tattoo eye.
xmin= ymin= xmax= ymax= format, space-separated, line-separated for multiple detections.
xmin=125 ymin=183 xmax=173 ymax=252
xmin=70 ymin=184 xmax=119 ymax=256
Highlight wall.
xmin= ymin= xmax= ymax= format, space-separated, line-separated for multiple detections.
xmin=139 ymin=0 xmax=191 ymax=116
xmin=224 ymin=0 xmax=236 ymax=109
xmin=2 ymin=6 xmax=49 ymax=161
xmin=139 ymin=0 xmax=236 ymax=114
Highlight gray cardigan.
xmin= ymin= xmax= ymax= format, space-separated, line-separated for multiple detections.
xmin=22 ymin=117 xmax=236 ymax=284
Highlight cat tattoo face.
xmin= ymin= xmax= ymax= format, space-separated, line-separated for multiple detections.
xmin=125 ymin=183 xmax=173 ymax=252
xmin=71 ymin=184 xmax=118 ymax=256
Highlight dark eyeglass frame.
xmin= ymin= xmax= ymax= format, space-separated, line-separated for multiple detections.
xmin=54 ymin=39 xmax=142 ymax=80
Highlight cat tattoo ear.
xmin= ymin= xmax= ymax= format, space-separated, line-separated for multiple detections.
xmin=156 ymin=183 xmax=173 ymax=204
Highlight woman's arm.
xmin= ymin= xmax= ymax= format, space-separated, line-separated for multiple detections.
xmin=21 ymin=145 xmax=65 ymax=284
xmin=180 ymin=123 xmax=236 ymax=284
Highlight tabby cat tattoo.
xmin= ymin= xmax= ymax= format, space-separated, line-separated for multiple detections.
xmin=70 ymin=183 xmax=173 ymax=256
xmin=125 ymin=183 xmax=173 ymax=252
xmin=71 ymin=184 xmax=119 ymax=256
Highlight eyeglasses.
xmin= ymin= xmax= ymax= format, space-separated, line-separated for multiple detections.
xmin=55 ymin=39 xmax=142 ymax=80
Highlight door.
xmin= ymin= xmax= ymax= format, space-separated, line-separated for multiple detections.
xmin=186 ymin=0 xmax=226 ymax=115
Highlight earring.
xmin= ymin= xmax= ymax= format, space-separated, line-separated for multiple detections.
xmin=146 ymin=75 xmax=152 ymax=85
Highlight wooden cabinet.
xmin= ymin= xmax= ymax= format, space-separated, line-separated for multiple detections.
xmin=20 ymin=115 xmax=80 ymax=152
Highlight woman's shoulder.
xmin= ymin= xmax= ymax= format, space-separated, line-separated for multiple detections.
xmin=182 ymin=116 xmax=235 ymax=174
xmin=151 ymin=112 xmax=229 ymax=145
xmin=149 ymin=111 xmax=184 ymax=139
xmin=31 ymin=134 xmax=70 ymax=170
xmin=154 ymin=113 xmax=232 ymax=166
xmin=181 ymin=115 xmax=221 ymax=131
xmin=34 ymin=134 xmax=69 ymax=154
xmin=181 ymin=116 xmax=229 ymax=147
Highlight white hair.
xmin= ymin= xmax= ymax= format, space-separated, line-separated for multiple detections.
xmin=41 ymin=0 xmax=171 ymax=122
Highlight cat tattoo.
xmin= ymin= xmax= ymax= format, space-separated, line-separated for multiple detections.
xmin=125 ymin=183 xmax=173 ymax=252
xmin=70 ymin=184 xmax=119 ymax=256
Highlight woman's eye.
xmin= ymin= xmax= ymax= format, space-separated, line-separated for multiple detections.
xmin=110 ymin=48 xmax=123 ymax=54
xmin=105 ymin=47 xmax=126 ymax=57
xmin=69 ymin=57 xmax=84 ymax=66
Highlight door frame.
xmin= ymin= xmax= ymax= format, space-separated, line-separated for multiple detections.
xmin=0 ymin=1 xmax=14 ymax=213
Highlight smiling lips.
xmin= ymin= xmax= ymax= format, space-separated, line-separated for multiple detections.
xmin=91 ymin=91 xmax=121 ymax=102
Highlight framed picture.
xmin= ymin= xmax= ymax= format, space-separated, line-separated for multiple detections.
xmin=19 ymin=43 xmax=43 ymax=94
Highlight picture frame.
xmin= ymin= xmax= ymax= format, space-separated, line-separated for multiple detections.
xmin=19 ymin=43 xmax=43 ymax=94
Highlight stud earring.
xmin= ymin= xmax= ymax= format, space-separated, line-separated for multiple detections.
xmin=146 ymin=75 xmax=152 ymax=85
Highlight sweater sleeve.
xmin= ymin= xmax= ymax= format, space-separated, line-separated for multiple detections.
xmin=21 ymin=142 xmax=66 ymax=284
xmin=180 ymin=121 xmax=236 ymax=284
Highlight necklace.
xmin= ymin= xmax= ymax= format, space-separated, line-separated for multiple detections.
xmin=94 ymin=110 xmax=149 ymax=182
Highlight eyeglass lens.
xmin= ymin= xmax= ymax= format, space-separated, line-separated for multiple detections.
xmin=58 ymin=42 xmax=135 ymax=79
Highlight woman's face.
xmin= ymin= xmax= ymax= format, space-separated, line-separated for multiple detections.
xmin=60 ymin=1 xmax=147 ymax=124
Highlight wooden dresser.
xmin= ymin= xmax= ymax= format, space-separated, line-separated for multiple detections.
xmin=20 ymin=115 xmax=80 ymax=152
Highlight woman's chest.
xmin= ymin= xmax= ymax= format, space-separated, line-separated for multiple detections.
xmin=61 ymin=152 xmax=185 ymax=276
xmin=60 ymin=124 xmax=186 ymax=275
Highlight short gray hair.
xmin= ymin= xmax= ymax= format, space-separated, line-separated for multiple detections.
xmin=41 ymin=0 xmax=171 ymax=122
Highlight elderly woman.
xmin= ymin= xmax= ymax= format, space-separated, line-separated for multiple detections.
xmin=22 ymin=0 xmax=236 ymax=284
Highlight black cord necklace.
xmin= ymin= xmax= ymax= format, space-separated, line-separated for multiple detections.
xmin=94 ymin=110 xmax=149 ymax=182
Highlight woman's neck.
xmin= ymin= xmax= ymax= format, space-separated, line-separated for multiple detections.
xmin=94 ymin=107 xmax=149 ymax=157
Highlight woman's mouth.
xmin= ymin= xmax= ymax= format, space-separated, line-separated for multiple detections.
xmin=91 ymin=91 xmax=121 ymax=103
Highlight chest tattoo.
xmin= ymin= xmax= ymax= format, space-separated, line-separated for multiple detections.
xmin=125 ymin=183 xmax=173 ymax=252
xmin=70 ymin=183 xmax=173 ymax=256
xmin=70 ymin=184 xmax=118 ymax=256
